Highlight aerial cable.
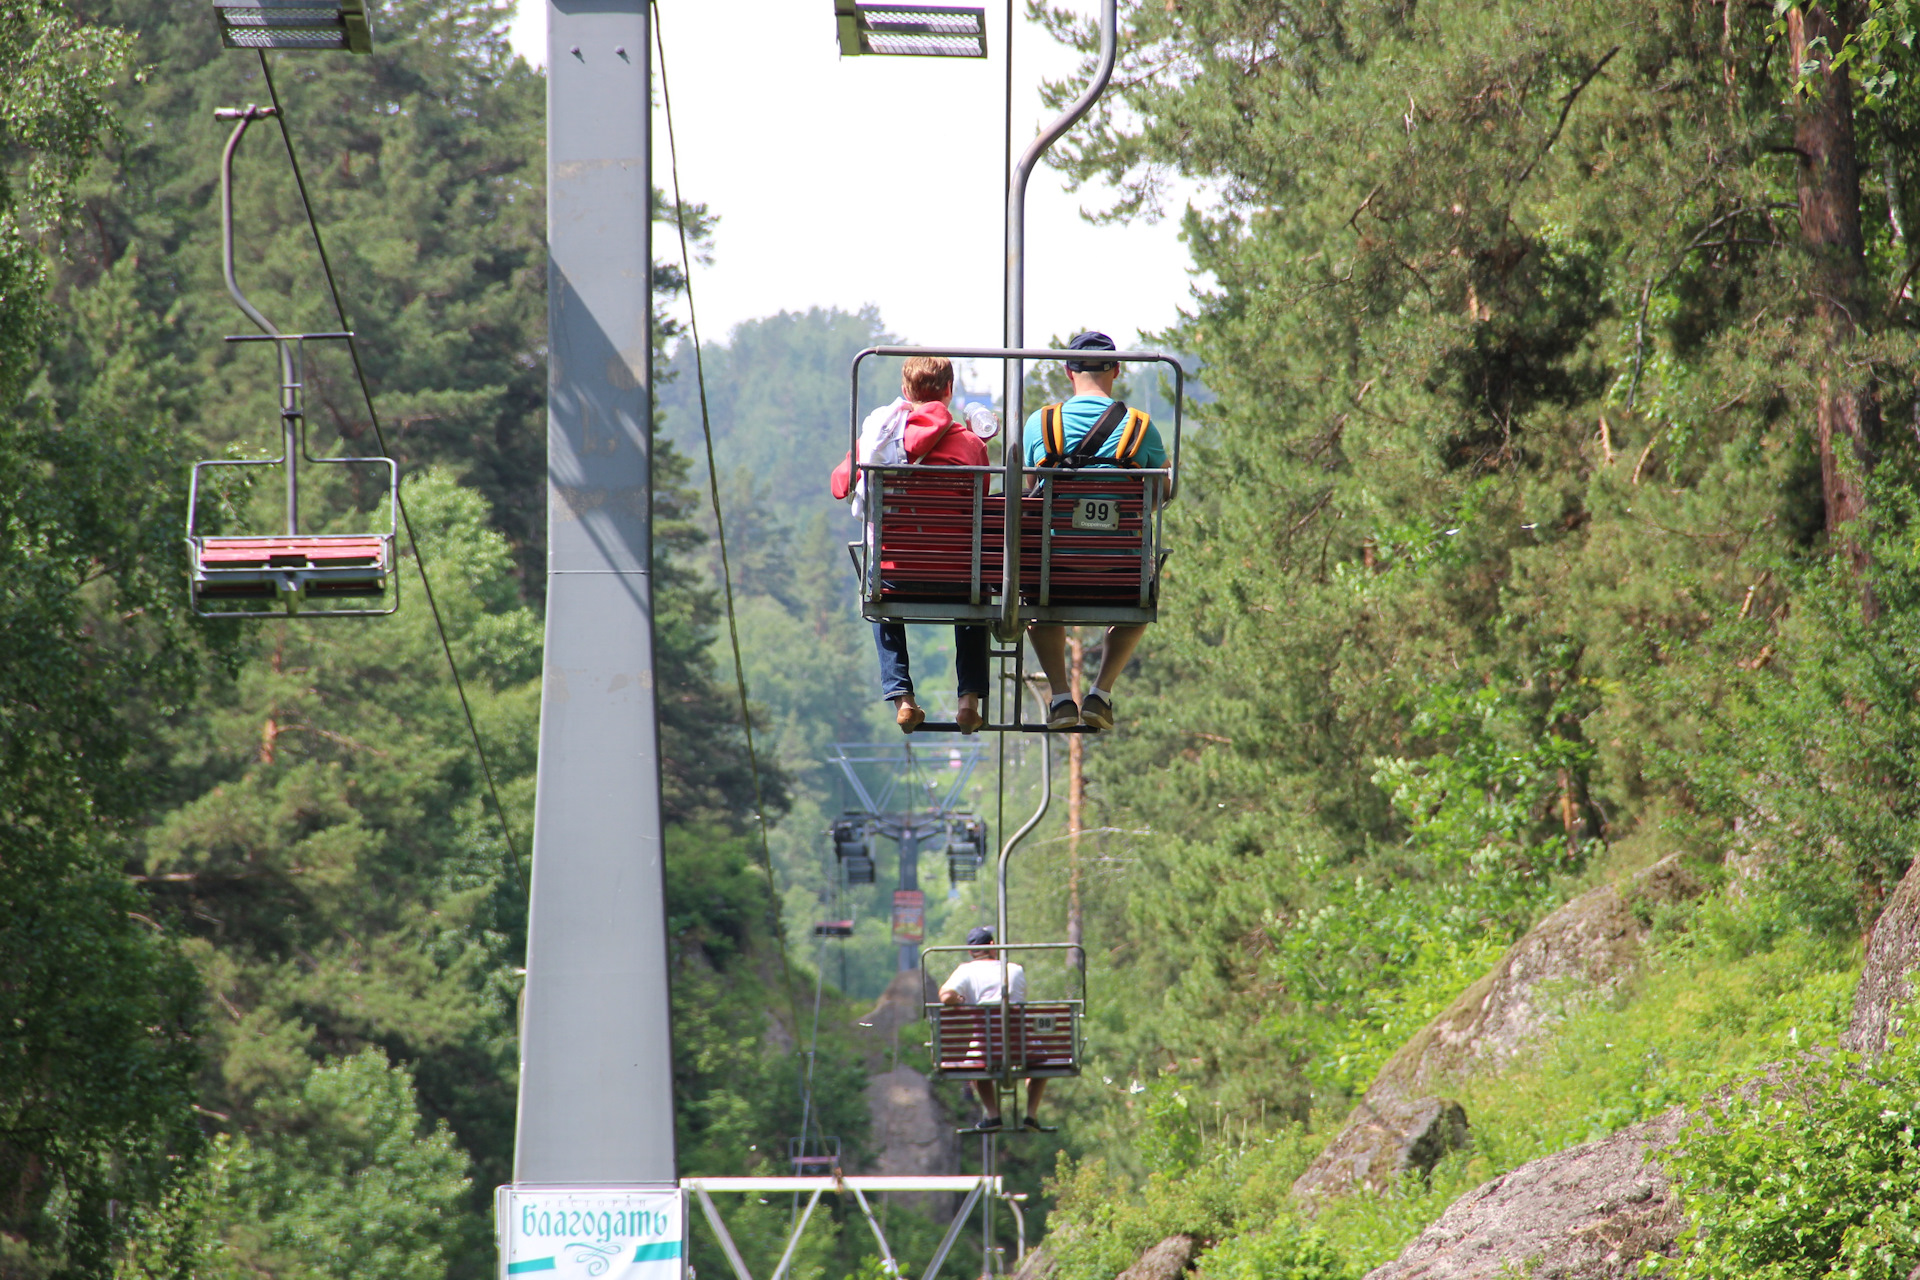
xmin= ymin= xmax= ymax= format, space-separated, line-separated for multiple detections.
xmin=253 ymin=52 xmax=524 ymax=899
xmin=652 ymin=1 xmax=814 ymax=1137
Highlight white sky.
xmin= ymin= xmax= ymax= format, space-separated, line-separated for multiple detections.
xmin=508 ymin=0 xmax=1205 ymax=352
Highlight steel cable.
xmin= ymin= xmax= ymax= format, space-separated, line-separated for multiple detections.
xmin=651 ymin=2 xmax=814 ymax=1147
xmin=255 ymin=52 xmax=525 ymax=899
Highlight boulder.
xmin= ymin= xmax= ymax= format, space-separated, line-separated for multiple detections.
xmin=1363 ymin=1108 xmax=1688 ymax=1280
xmin=1292 ymin=1096 xmax=1469 ymax=1204
xmin=1369 ymin=856 xmax=1705 ymax=1102
xmin=1843 ymin=854 xmax=1920 ymax=1059
xmin=1117 ymin=1235 xmax=1197 ymax=1280
xmin=863 ymin=1064 xmax=958 ymax=1214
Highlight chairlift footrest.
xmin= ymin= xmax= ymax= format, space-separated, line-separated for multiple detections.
xmin=909 ymin=721 xmax=1095 ymax=734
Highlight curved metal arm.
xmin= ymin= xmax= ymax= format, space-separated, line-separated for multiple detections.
xmin=1001 ymin=0 xmax=1120 ymax=634
xmin=216 ymin=106 xmax=281 ymax=337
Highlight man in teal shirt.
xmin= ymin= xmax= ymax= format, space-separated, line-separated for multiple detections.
xmin=1022 ymin=331 xmax=1166 ymax=732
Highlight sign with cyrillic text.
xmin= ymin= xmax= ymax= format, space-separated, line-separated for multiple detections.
xmin=496 ymin=1186 xmax=683 ymax=1280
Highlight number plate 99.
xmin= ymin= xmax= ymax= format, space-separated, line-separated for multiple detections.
xmin=1071 ymin=497 xmax=1119 ymax=531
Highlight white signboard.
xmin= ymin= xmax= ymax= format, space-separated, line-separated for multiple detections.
xmin=497 ymin=1186 xmax=684 ymax=1280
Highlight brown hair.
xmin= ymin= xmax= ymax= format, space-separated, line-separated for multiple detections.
xmin=902 ymin=355 xmax=954 ymax=401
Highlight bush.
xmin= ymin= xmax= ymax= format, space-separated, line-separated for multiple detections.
xmin=1196 ymin=1223 xmax=1358 ymax=1280
xmin=1654 ymin=1017 xmax=1920 ymax=1279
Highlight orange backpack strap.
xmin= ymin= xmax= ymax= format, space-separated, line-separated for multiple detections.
xmin=1113 ymin=409 xmax=1151 ymax=467
xmin=1039 ymin=403 xmax=1067 ymax=468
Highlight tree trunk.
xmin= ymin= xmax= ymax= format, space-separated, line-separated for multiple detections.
xmin=1789 ymin=4 xmax=1879 ymax=596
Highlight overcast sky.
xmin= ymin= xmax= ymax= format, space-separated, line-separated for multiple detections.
xmin=508 ymin=0 xmax=1206 ymax=354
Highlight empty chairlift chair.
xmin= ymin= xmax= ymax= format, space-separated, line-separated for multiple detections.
xmin=833 ymin=815 xmax=875 ymax=886
xmin=946 ymin=816 xmax=986 ymax=882
xmin=185 ymin=105 xmax=397 ymax=619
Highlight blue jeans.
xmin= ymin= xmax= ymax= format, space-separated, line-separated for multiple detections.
xmin=875 ymin=624 xmax=990 ymax=702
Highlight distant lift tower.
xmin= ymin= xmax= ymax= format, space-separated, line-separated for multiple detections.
xmin=828 ymin=741 xmax=984 ymax=971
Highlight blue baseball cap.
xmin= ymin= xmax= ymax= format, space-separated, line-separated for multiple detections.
xmin=1064 ymin=330 xmax=1117 ymax=372
xmin=966 ymin=926 xmax=995 ymax=946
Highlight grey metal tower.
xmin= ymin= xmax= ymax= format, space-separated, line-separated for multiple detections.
xmin=512 ymin=0 xmax=677 ymax=1185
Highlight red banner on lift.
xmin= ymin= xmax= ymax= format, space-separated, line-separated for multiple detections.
xmin=891 ymin=890 xmax=925 ymax=943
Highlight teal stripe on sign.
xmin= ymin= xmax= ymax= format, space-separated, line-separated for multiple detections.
xmin=507 ymin=1260 xmax=555 ymax=1275
xmin=633 ymin=1243 xmax=683 ymax=1263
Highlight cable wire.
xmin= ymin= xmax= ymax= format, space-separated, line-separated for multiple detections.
xmin=651 ymin=1 xmax=812 ymax=1132
xmin=255 ymin=52 xmax=525 ymax=898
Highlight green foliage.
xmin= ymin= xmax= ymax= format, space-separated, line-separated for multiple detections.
xmin=0 ymin=5 xmax=211 ymax=1274
xmin=204 ymin=1050 xmax=472 ymax=1280
xmin=1195 ymin=1224 xmax=1357 ymax=1280
xmin=1655 ymin=1023 xmax=1920 ymax=1279
xmin=1373 ymin=684 xmax=1596 ymax=881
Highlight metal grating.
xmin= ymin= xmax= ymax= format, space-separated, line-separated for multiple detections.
xmin=835 ymin=3 xmax=987 ymax=58
xmin=214 ymin=0 xmax=373 ymax=53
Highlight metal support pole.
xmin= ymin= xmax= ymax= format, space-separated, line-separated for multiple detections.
xmin=898 ymin=822 xmax=919 ymax=972
xmin=513 ymin=0 xmax=676 ymax=1185
xmin=999 ymin=0 xmax=1121 ymax=636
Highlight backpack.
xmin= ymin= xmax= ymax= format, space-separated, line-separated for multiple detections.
xmin=1037 ymin=401 xmax=1151 ymax=470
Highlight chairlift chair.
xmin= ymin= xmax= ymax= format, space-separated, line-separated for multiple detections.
xmin=831 ymin=815 xmax=876 ymax=885
xmin=185 ymin=105 xmax=397 ymax=619
xmin=920 ymin=941 xmax=1084 ymax=1087
xmin=946 ymin=815 xmax=986 ymax=882
xmin=849 ymin=344 xmax=1183 ymax=635
xmin=787 ymin=1135 xmax=842 ymax=1176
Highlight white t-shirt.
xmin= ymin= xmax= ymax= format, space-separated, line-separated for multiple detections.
xmin=942 ymin=958 xmax=1026 ymax=1005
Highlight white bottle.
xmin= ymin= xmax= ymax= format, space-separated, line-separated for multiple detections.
xmin=965 ymin=402 xmax=1001 ymax=441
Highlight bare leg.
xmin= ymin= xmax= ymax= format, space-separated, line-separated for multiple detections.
xmin=1093 ymin=625 xmax=1146 ymax=692
xmin=958 ymin=692 xmax=979 ymax=716
xmin=973 ymin=1079 xmax=999 ymax=1118
xmin=1027 ymin=625 xmax=1071 ymax=699
xmin=1026 ymin=1077 xmax=1047 ymax=1116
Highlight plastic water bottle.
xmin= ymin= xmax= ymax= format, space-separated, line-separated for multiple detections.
xmin=965 ymin=403 xmax=1001 ymax=440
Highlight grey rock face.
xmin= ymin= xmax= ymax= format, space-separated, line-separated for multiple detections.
xmin=1117 ymin=1235 xmax=1197 ymax=1280
xmin=863 ymin=1065 xmax=958 ymax=1214
xmin=1844 ymin=854 xmax=1920 ymax=1059
xmin=1363 ymin=1109 xmax=1688 ymax=1280
xmin=1292 ymin=1096 xmax=1469 ymax=1204
xmin=1010 ymin=1245 xmax=1054 ymax=1280
xmin=1369 ymin=856 xmax=1705 ymax=1102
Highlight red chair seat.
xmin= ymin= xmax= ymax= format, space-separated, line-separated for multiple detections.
xmin=199 ymin=536 xmax=388 ymax=569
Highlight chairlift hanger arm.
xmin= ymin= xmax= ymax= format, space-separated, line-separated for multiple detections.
xmin=216 ymin=106 xmax=283 ymax=339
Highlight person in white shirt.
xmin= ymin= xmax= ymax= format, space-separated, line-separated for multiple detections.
xmin=939 ymin=926 xmax=1046 ymax=1131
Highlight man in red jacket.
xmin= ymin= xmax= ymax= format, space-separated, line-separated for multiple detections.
xmin=863 ymin=356 xmax=991 ymax=733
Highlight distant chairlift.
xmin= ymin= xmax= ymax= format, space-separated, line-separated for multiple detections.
xmin=946 ymin=815 xmax=986 ymax=882
xmin=832 ymin=815 xmax=875 ymax=886
xmin=186 ymin=105 xmax=397 ymax=618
